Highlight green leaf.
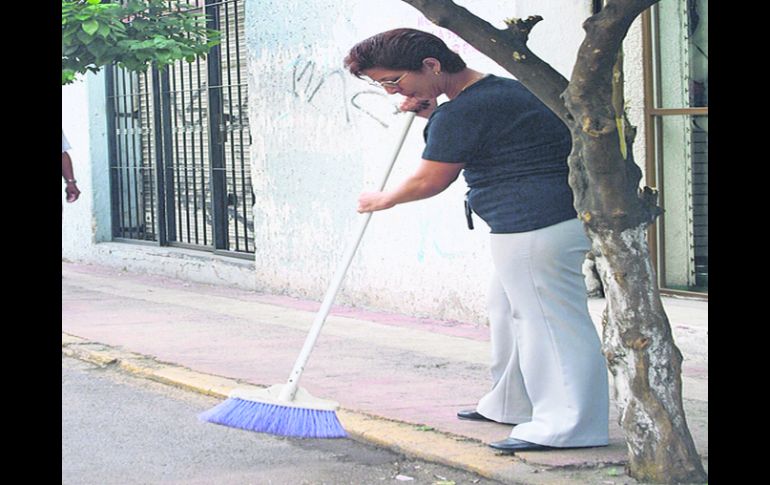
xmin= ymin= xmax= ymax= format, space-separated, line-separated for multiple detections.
xmin=82 ymin=19 xmax=99 ymax=36
xmin=97 ymin=22 xmax=111 ymax=37
xmin=77 ymin=29 xmax=96 ymax=45
xmin=63 ymin=44 xmax=80 ymax=56
xmin=62 ymin=69 xmax=76 ymax=86
xmin=87 ymin=0 xmax=102 ymax=5
xmin=152 ymin=36 xmax=170 ymax=47
xmin=86 ymin=41 xmax=109 ymax=57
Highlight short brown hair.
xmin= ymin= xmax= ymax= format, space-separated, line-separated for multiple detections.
xmin=344 ymin=28 xmax=466 ymax=78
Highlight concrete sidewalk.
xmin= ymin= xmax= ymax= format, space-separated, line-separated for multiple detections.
xmin=62 ymin=261 xmax=708 ymax=484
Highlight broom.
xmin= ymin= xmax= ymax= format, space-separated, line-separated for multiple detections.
xmin=199 ymin=111 xmax=417 ymax=438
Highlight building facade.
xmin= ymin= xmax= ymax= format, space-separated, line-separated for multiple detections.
xmin=61 ymin=0 xmax=707 ymax=327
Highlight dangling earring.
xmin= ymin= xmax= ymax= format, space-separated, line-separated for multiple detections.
xmin=434 ymin=71 xmax=441 ymax=76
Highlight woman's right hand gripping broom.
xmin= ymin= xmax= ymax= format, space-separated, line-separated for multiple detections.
xmin=400 ymin=96 xmax=437 ymax=119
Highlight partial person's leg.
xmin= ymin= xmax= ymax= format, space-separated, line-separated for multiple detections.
xmin=474 ymin=272 xmax=532 ymax=425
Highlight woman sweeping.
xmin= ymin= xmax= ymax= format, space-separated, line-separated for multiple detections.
xmin=344 ymin=28 xmax=609 ymax=453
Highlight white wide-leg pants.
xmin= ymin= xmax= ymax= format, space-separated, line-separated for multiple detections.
xmin=475 ymin=218 xmax=609 ymax=447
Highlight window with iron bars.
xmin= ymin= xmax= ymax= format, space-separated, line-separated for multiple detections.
xmin=106 ymin=0 xmax=254 ymax=258
xmin=643 ymin=0 xmax=708 ymax=295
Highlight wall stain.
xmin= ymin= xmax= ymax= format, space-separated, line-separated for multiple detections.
xmin=417 ymin=220 xmax=471 ymax=263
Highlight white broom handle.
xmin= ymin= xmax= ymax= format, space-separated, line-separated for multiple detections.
xmin=278 ymin=111 xmax=417 ymax=402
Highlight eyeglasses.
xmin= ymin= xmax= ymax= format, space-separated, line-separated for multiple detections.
xmin=368 ymin=71 xmax=410 ymax=89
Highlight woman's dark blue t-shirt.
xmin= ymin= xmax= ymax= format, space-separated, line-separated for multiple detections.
xmin=422 ymin=74 xmax=576 ymax=234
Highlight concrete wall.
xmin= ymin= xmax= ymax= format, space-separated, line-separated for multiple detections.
xmin=62 ymin=75 xmax=102 ymax=253
xmin=625 ymin=17 xmax=648 ymax=184
xmin=61 ymin=1 xmax=652 ymax=325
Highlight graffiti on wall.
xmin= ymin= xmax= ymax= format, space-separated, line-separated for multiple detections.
xmin=290 ymin=56 xmax=401 ymax=128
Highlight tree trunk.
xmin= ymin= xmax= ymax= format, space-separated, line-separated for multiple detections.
xmin=589 ymin=224 xmax=707 ymax=483
xmin=400 ymin=0 xmax=707 ymax=482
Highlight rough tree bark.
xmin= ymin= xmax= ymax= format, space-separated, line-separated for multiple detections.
xmin=399 ymin=0 xmax=707 ymax=483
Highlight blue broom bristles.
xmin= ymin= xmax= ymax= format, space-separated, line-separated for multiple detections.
xmin=199 ymin=397 xmax=347 ymax=438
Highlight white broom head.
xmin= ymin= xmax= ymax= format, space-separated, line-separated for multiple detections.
xmin=229 ymin=384 xmax=340 ymax=411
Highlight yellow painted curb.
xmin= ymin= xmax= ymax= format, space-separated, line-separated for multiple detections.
xmin=62 ymin=334 xmax=241 ymax=398
xmin=62 ymin=344 xmax=119 ymax=367
xmin=148 ymin=365 xmax=243 ymax=398
xmin=337 ymin=410 xmax=539 ymax=480
xmin=62 ymin=333 xmax=89 ymax=345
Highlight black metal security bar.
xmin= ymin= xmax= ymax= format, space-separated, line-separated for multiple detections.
xmin=106 ymin=68 xmax=158 ymax=243
xmin=207 ymin=0 xmax=252 ymax=253
xmin=106 ymin=0 xmax=253 ymax=257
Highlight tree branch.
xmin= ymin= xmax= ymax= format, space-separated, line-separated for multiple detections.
xmin=503 ymin=15 xmax=543 ymax=43
xmin=400 ymin=0 xmax=570 ymax=123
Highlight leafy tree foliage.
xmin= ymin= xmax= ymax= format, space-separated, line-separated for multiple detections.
xmin=62 ymin=0 xmax=220 ymax=85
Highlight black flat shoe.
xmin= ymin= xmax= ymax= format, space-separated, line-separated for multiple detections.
xmin=488 ymin=437 xmax=555 ymax=453
xmin=457 ymin=409 xmax=495 ymax=422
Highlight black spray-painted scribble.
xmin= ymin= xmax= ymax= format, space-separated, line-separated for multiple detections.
xmin=350 ymin=90 xmax=400 ymax=128
xmin=290 ymin=56 xmax=400 ymax=128
xmin=292 ymin=58 xmax=351 ymax=123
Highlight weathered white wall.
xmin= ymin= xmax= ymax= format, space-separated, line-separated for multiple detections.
xmin=62 ymin=77 xmax=97 ymax=253
xmin=624 ymin=17 xmax=648 ymax=185
xmin=244 ymin=0 xmax=600 ymax=323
